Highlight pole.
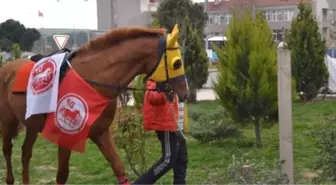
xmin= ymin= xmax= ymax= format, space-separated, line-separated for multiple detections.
xmin=204 ymin=0 xmax=210 ymax=64
xmin=112 ymin=0 xmax=116 ymax=28
xmin=277 ymin=44 xmax=294 ymax=184
xmin=252 ymin=0 xmax=256 ymax=18
xmin=73 ymin=24 xmax=78 ymax=49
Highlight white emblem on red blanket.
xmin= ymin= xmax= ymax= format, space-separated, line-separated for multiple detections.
xmin=56 ymin=93 xmax=88 ymax=135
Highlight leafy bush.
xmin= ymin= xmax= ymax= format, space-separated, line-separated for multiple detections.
xmin=113 ymin=91 xmax=148 ymax=177
xmin=190 ymin=109 xmax=240 ymax=143
xmin=131 ymin=74 xmax=146 ymax=110
xmin=312 ymin=128 xmax=336 ymax=183
xmin=114 ymin=107 xmax=148 ymax=177
xmin=222 ymin=155 xmax=291 ymax=184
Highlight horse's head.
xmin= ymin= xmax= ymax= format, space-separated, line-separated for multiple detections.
xmin=145 ymin=24 xmax=189 ymax=102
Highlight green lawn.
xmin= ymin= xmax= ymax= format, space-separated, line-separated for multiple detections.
xmin=1 ymin=99 xmax=336 ymax=184
xmin=208 ymin=64 xmax=218 ymax=69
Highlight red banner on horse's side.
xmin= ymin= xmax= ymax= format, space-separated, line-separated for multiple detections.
xmin=41 ymin=68 xmax=110 ymax=153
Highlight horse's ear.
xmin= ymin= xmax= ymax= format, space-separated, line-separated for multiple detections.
xmin=167 ymin=24 xmax=179 ymax=47
xmin=171 ymin=24 xmax=179 ymax=35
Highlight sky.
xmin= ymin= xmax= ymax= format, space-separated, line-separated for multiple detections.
xmin=0 ymin=0 xmax=211 ymax=30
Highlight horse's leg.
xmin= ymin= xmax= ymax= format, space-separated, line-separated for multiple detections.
xmin=20 ymin=116 xmax=45 ymax=185
xmin=21 ymin=129 xmax=38 ymax=184
xmin=1 ymin=120 xmax=18 ymax=185
xmin=91 ymin=128 xmax=128 ymax=184
xmin=56 ymin=147 xmax=72 ymax=185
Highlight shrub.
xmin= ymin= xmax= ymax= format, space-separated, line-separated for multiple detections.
xmin=114 ymin=107 xmax=148 ymax=177
xmin=114 ymin=90 xmax=148 ymax=177
xmin=222 ymin=155 xmax=292 ymax=184
xmin=312 ymin=128 xmax=336 ymax=183
xmin=131 ymin=74 xmax=146 ymax=110
xmin=190 ymin=109 xmax=240 ymax=143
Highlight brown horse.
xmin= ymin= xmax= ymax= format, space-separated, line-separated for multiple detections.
xmin=0 ymin=25 xmax=189 ymax=184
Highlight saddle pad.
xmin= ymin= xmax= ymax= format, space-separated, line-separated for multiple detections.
xmin=12 ymin=61 xmax=35 ymax=93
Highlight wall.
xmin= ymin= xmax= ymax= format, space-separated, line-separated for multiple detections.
xmin=97 ymin=0 xmax=114 ymax=30
xmin=97 ymin=0 xmax=158 ymax=30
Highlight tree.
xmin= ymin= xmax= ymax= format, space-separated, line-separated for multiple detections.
xmin=214 ymin=10 xmax=278 ymax=148
xmin=0 ymin=38 xmax=14 ymax=52
xmin=6 ymin=43 xmax=23 ymax=62
xmin=11 ymin=43 xmax=22 ymax=59
xmin=285 ymin=2 xmax=328 ymax=101
xmin=0 ymin=19 xmax=41 ymax=52
xmin=155 ymin=0 xmax=209 ymax=102
xmin=19 ymin=28 xmax=41 ymax=51
xmin=183 ymin=20 xmax=209 ymax=102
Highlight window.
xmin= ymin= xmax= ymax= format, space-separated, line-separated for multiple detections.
xmin=214 ymin=13 xmax=221 ymax=24
xmin=211 ymin=13 xmax=223 ymax=25
xmin=264 ymin=10 xmax=285 ymax=22
xmin=224 ymin=13 xmax=232 ymax=24
xmin=327 ymin=9 xmax=336 ymax=21
xmin=322 ymin=27 xmax=328 ymax=38
xmin=219 ymin=14 xmax=224 ymax=24
xmin=284 ymin=9 xmax=294 ymax=21
xmin=288 ymin=10 xmax=294 ymax=21
xmin=276 ymin=10 xmax=283 ymax=21
xmin=327 ymin=9 xmax=334 ymax=21
xmin=322 ymin=8 xmax=328 ymax=20
xmin=284 ymin=10 xmax=289 ymax=20
xmin=208 ymin=14 xmax=214 ymax=24
xmin=272 ymin=10 xmax=277 ymax=21
xmin=262 ymin=11 xmax=266 ymax=19
xmin=263 ymin=10 xmax=272 ymax=21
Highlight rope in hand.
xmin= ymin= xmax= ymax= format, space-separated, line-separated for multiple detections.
xmin=169 ymin=102 xmax=187 ymax=140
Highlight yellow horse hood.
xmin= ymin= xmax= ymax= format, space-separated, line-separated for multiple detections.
xmin=150 ymin=24 xmax=186 ymax=82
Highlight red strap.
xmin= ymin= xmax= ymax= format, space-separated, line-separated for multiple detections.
xmin=118 ymin=176 xmax=129 ymax=185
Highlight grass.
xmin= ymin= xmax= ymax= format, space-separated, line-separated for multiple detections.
xmin=1 ymin=99 xmax=336 ymax=184
xmin=208 ymin=64 xmax=218 ymax=69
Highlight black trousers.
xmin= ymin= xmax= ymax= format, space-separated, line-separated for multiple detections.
xmin=132 ymin=131 xmax=188 ymax=185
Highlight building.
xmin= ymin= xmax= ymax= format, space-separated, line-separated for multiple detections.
xmin=205 ymin=0 xmax=311 ymax=43
xmin=312 ymin=0 xmax=336 ymax=53
xmin=96 ymin=0 xmax=161 ymax=30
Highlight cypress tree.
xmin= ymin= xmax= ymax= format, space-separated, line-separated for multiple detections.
xmin=214 ymin=10 xmax=278 ymax=148
xmin=286 ymin=2 xmax=328 ymax=101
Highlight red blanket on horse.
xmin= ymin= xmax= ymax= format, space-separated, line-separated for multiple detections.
xmin=42 ymin=68 xmax=110 ymax=152
xmin=12 ymin=61 xmax=35 ymax=93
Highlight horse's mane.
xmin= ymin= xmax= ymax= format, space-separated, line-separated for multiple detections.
xmin=77 ymin=27 xmax=166 ymax=53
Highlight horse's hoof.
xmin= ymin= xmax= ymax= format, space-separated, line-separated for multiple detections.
xmin=6 ymin=179 xmax=14 ymax=185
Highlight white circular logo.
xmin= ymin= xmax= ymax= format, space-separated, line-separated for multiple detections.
xmin=55 ymin=93 xmax=89 ymax=135
xmin=31 ymin=59 xmax=56 ymax=95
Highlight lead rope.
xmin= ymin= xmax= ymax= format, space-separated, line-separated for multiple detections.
xmin=169 ymin=103 xmax=187 ymax=140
